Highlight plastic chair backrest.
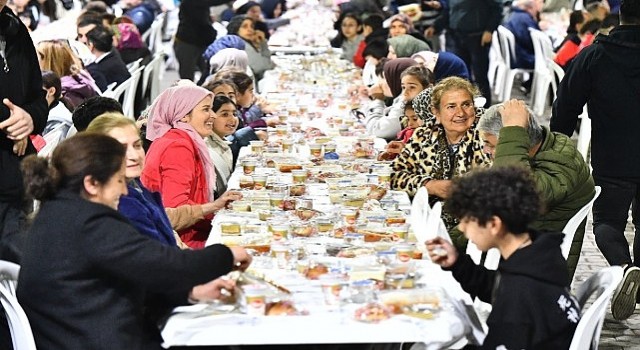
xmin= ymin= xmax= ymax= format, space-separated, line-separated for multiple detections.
xmin=141 ymin=52 xmax=165 ymax=102
xmin=37 ymin=121 xmax=72 ymax=158
xmin=127 ymin=58 xmax=143 ymax=74
xmin=100 ymin=82 xmax=117 ymax=97
xmin=107 ymin=66 xmax=144 ymax=119
xmin=570 ymin=266 xmax=623 ymax=350
xmin=497 ymin=25 xmax=517 ymax=67
xmin=561 ymin=186 xmax=601 ymax=259
xmin=0 ymin=261 xmax=37 ymax=350
xmin=147 ymin=12 xmax=166 ymax=54
xmin=547 ymin=57 xmax=565 ymax=98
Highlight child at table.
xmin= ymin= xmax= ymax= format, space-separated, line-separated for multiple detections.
xmin=378 ymin=102 xmax=422 ymax=160
xmin=426 ymin=166 xmax=580 ymax=349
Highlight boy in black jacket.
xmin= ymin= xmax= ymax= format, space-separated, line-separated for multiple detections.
xmin=427 ymin=166 xmax=580 ymax=349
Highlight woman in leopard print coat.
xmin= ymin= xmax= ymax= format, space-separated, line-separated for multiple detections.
xmin=391 ymin=77 xmax=492 ymax=230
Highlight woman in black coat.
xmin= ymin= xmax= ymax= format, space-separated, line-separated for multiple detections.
xmin=16 ymin=133 xmax=251 ymax=349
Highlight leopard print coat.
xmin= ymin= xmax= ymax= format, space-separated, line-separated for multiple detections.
xmin=390 ymin=114 xmax=492 ymax=230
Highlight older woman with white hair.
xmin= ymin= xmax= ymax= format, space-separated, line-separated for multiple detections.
xmin=479 ymin=99 xmax=595 ymax=279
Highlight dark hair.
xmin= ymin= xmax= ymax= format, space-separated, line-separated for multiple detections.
xmin=83 ymin=1 xmax=109 ymax=14
xmin=602 ymin=13 xmax=620 ymax=28
xmin=579 ymin=19 xmax=602 ymax=35
xmin=212 ymin=95 xmax=237 ymax=112
xmin=362 ymin=38 xmax=388 ymax=60
xmin=72 ymin=96 xmax=123 ymax=131
xmin=331 ymin=12 xmax=362 ymax=47
xmin=41 ymin=70 xmax=74 ymax=111
xmin=21 ymin=133 xmax=126 ymax=201
xmin=567 ymin=10 xmax=585 ymax=34
xmin=212 ymin=68 xmax=253 ymax=94
xmin=363 ymin=14 xmax=384 ymax=30
xmin=77 ymin=11 xmax=103 ymax=27
xmin=375 ymin=57 xmax=389 ymax=77
xmin=404 ymin=100 xmax=414 ymax=112
xmin=202 ymin=78 xmax=238 ymax=94
xmin=86 ymin=25 xmax=114 ymax=52
xmin=400 ymin=64 xmax=435 ymax=90
xmin=227 ymin=15 xmax=255 ymax=36
xmin=621 ymin=0 xmax=640 ymax=24
xmin=254 ymin=20 xmax=270 ymax=39
xmin=445 ymin=166 xmax=541 ymax=234
xmin=236 ymin=1 xmax=261 ymax=15
xmin=102 ymin=13 xmax=116 ymax=25
xmin=40 ymin=0 xmax=59 ymax=22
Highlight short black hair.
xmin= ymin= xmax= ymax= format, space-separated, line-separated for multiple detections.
xmin=363 ymin=39 xmax=389 ymax=60
xmin=621 ymin=0 xmax=640 ymax=24
xmin=445 ymin=166 xmax=541 ymax=234
xmin=202 ymin=78 xmax=238 ymax=94
xmin=363 ymin=14 xmax=384 ymax=31
xmin=86 ymin=25 xmax=114 ymax=52
xmin=227 ymin=15 xmax=255 ymax=36
xmin=72 ymin=96 xmax=123 ymax=131
xmin=579 ymin=19 xmax=602 ymax=35
xmin=77 ymin=11 xmax=103 ymax=27
xmin=212 ymin=69 xmax=253 ymax=94
xmin=374 ymin=57 xmax=389 ymax=77
xmin=567 ymin=10 xmax=585 ymax=34
xmin=254 ymin=20 xmax=270 ymax=39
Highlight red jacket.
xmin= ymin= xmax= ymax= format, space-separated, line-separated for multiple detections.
xmin=141 ymin=129 xmax=213 ymax=248
xmin=353 ymin=41 xmax=366 ymax=68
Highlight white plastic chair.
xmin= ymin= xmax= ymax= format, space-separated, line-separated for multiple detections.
xmin=577 ymin=107 xmax=591 ymax=161
xmin=0 ymin=261 xmax=37 ymax=350
xmin=146 ymin=12 xmax=166 ymax=54
xmin=126 ymin=58 xmax=143 ymax=74
xmin=547 ymin=57 xmax=565 ymax=100
xmin=99 ymin=82 xmax=117 ymax=97
xmin=103 ymin=66 xmax=144 ymax=119
xmin=561 ymin=186 xmax=601 ymax=259
xmin=141 ymin=52 xmax=165 ymax=104
xmin=488 ymin=31 xmax=507 ymax=97
xmin=569 ymin=266 xmax=623 ymax=350
xmin=528 ymin=28 xmax=556 ymax=116
xmin=496 ymin=25 xmax=534 ymax=102
xmin=0 ymin=260 xmax=19 ymax=296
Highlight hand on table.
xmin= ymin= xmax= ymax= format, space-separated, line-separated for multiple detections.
xmin=426 ymin=237 xmax=458 ymax=268
xmin=385 ymin=141 xmax=405 ymax=154
xmin=229 ymin=246 xmax=252 ymax=271
xmin=212 ymin=190 xmax=243 ymax=211
xmin=265 ymin=117 xmax=283 ymax=127
xmin=255 ymin=130 xmax=268 ymax=141
xmin=190 ymin=276 xmax=237 ymax=302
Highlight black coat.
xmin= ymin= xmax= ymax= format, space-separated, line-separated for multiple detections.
xmin=86 ymin=50 xmax=132 ymax=92
xmin=17 ymin=191 xmax=235 ymax=349
xmin=0 ymin=6 xmax=48 ymax=203
xmin=175 ymin=0 xmax=228 ymax=48
xmin=448 ymin=231 xmax=579 ymax=349
xmin=551 ymin=25 xmax=640 ymax=178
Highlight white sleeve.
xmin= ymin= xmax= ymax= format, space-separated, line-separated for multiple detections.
xmin=364 ymin=97 xmax=404 ymax=140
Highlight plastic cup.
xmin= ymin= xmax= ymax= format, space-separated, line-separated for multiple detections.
xmin=252 ymin=175 xmax=268 ymax=190
xmin=395 ymin=243 xmax=413 ymax=263
xmin=243 ymin=160 xmax=257 ymax=175
xmin=269 ymin=192 xmax=286 ymax=209
xmin=319 ymin=275 xmax=347 ymax=309
xmin=250 ymin=140 xmax=264 ymax=154
xmin=309 ymin=143 xmax=322 ymax=158
xmin=243 ymin=284 xmax=267 ymax=316
xmin=291 ymin=169 xmax=308 ymax=184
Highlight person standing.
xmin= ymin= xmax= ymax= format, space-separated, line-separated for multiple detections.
xmin=0 ymin=0 xmax=48 ymax=263
xmin=425 ymin=0 xmax=503 ymax=107
xmin=551 ymin=0 xmax=640 ymax=321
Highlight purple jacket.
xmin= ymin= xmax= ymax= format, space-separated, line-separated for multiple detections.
xmin=61 ymin=71 xmax=100 ymax=110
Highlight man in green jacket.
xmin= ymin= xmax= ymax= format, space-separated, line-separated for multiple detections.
xmin=478 ymin=99 xmax=595 ymax=280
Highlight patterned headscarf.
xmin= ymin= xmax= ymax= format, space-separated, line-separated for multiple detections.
xmin=388 ymin=14 xmax=415 ymax=34
xmin=146 ymin=85 xmax=217 ymax=199
xmin=412 ymin=87 xmax=435 ymax=126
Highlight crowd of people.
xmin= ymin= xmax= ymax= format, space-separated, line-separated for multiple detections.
xmin=0 ymin=0 xmax=638 ymax=348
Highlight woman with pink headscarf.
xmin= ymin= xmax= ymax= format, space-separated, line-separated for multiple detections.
xmin=142 ymin=85 xmax=242 ymax=249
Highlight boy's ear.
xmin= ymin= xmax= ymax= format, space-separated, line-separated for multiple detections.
xmin=487 ymin=216 xmax=504 ymax=237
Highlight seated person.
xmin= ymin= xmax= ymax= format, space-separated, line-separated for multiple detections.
xmin=206 ymin=95 xmax=239 ymax=196
xmin=353 ymin=14 xmax=387 ymax=68
xmin=142 ymin=84 xmax=243 ymax=248
xmin=554 ymin=19 xmax=602 ymax=69
xmin=503 ymin=0 xmax=542 ymax=70
xmin=226 ymin=15 xmax=275 ymax=81
xmin=365 ymin=59 xmax=433 ymax=140
xmin=391 ymin=77 xmax=491 ymax=231
xmin=479 ymin=99 xmax=596 ymax=279
xmin=411 ymin=50 xmax=470 ymax=82
xmin=111 ymin=19 xmax=152 ymax=65
xmin=427 ymin=165 xmax=580 ymax=349
xmin=261 ymin=0 xmax=289 ymax=30
xmin=41 ymin=71 xmax=74 ymax=142
xmin=85 ymin=25 xmax=132 ymax=92
xmin=378 ymin=101 xmax=424 ymax=160
xmin=18 ymin=133 xmax=252 ymax=349
xmin=386 ymin=34 xmax=430 ymax=58
xmin=330 ymin=12 xmax=364 ymax=63
xmin=361 ymin=39 xmax=389 ymax=88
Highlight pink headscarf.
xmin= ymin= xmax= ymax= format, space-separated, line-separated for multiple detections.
xmin=147 ymin=85 xmax=217 ymax=200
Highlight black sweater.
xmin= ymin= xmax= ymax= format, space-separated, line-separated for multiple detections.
xmin=551 ymin=25 xmax=640 ymax=178
xmin=0 ymin=7 xmax=48 ymax=203
xmin=448 ymin=231 xmax=579 ymax=349
xmin=17 ymin=191 xmax=235 ymax=349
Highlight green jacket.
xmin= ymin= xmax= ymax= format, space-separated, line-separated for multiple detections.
xmin=494 ymin=126 xmax=595 ymax=232
xmin=494 ymin=126 xmax=595 ymax=280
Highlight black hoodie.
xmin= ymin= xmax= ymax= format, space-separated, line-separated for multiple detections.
xmin=448 ymin=230 xmax=579 ymax=349
xmin=551 ymin=25 xmax=640 ymax=178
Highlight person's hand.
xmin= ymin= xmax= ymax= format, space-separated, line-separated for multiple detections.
xmin=212 ymin=190 xmax=243 ymax=211
xmin=0 ymin=99 xmax=34 ymax=140
xmin=500 ymin=99 xmax=529 ymax=128
xmin=189 ymin=276 xmax=237 ymax=302
xmin=256 ymin=96 xmax=275 ymax=114
xmin=229 ymin=246 xmax=253 ymax=271
xmin=255 ymin=130 xmax=268 ymax=140
xmin=426 ymin=237 xmax=458 ymax=268
xmin=13 ymin=138 xmax=27 ymax=156
xmin=385 ymin=140 xmax=405 ymax=154
xmin=480 ymin=31 xmax=492 ymax=46
xmin=368 ymin=83 xmax=385 ymax=100
xmin=265 ymin=117 xmax=283 ymax=127
xmin=425 ymin=179 xmax=452 ymax=199
xmin=424 ymin=26 xmax=436 ymax=38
